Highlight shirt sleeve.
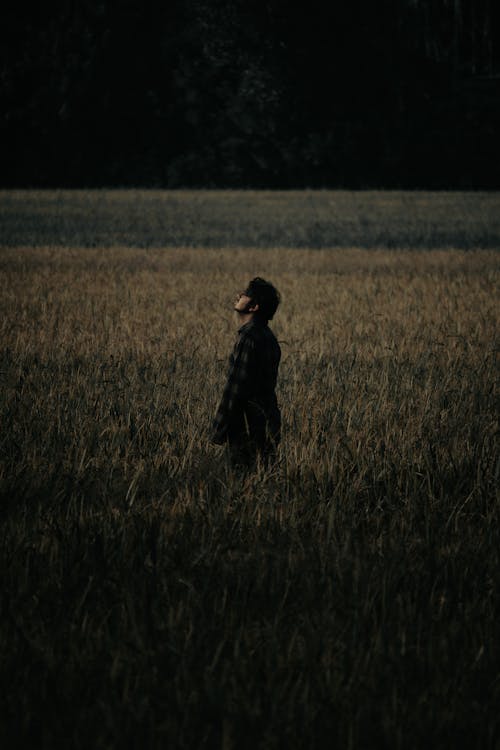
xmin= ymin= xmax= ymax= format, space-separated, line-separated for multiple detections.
xmin=211 ymin=333 xmax=255 ymax=444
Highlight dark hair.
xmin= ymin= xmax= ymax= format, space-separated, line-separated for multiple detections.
xmin=245 ymin=277 xmax=281 ymax=321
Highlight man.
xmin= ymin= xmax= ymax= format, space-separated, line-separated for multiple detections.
xmin=212 ymin=277 xmax=281 ymax=469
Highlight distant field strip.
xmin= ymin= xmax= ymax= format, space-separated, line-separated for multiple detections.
xmin=1 ymin=189 xmax=500 ymax=249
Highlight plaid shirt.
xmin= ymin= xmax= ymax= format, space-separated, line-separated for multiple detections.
xmin=212 ymin=319 xmax=281 ymax=447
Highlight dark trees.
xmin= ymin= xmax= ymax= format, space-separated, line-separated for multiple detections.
xmin=1 ymin=0 xmax=498 ymax=187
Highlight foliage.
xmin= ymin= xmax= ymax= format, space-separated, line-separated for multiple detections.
xmin=1 ymin=1 xmax=499 ymax=187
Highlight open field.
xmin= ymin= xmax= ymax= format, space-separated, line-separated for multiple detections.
xmin=2 ymin=189 xmax=500 ymax=249
xmin=0 ymin=191 xmax=499 ymax=749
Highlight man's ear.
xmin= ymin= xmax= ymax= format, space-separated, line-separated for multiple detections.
xmin=249 ymin=302 xmax=259 ymax=313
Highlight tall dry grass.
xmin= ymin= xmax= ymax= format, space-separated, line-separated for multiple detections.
xmin=0 ymin=194 xmax=499 ymax=749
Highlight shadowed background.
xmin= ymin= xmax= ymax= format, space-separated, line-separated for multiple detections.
xmin=1 ymin=0 xmax=499 ymax=188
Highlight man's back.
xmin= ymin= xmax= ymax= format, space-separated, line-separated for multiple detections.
xmin=235 ymin=319 xmax=281 ymax=441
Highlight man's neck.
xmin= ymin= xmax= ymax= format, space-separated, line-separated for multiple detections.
xmin=236 ymin=312 xmax=255 ymax=328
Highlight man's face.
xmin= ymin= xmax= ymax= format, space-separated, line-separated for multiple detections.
xmin=234 ymin=290 xmax=252 ymax=314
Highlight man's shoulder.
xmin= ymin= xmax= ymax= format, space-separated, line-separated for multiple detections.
xmin=240 ymin=321 xmax=279 ymax=348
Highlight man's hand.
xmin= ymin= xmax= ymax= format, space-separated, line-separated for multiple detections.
xmin=210 ymin=431 xmax=226 ymax=445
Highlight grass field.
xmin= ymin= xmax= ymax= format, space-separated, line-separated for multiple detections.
xmin=1 ymin=191 xmax=499 ymax=749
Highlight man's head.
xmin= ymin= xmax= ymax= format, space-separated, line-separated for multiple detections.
xmin=234 ymin=277 xmax=281 ymax=323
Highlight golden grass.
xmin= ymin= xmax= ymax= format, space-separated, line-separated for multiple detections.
xmin=0 ymin=194 xmax=499 ymax=749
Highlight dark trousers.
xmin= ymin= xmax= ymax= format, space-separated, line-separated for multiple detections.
xmin=228 ymin=433 xmax=279 ymax=472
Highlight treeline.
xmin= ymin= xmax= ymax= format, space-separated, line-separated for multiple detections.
xmin=1 ymin=0 xmax=499 ymax=188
